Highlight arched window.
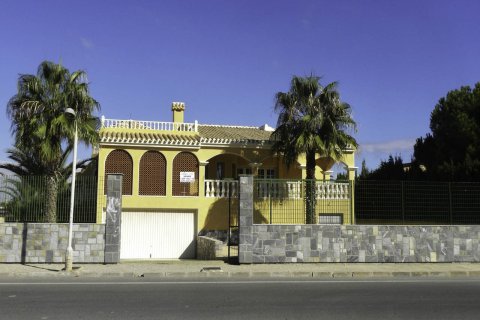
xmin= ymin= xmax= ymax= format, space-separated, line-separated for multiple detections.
xmin=139 ymin=151 xmax=166 ymax=196
xmin=104 ymin=149 xmax=133 ymax=195
xmin=172 ymin=152 xmax=199 ymax=196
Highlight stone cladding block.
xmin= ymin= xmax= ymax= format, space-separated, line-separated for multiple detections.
xmin=0 ymin=223 xmax=105 ymax=264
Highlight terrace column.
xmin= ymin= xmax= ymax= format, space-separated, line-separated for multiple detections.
xmin=322 ymin=170 xmax=333 ymax=181
xmin=298 ymin=164 xmax=307 ymax=179
xmin=199 ymin=161 xmax=209 ymax=197
xmin=248 ymin=162 xmax=262 ymax=176
xmin=347 ymin=167 xmax=357 ymax=181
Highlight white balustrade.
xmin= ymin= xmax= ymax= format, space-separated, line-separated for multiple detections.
xmin=315 ymin=182 xmax=349 ymax=199
xmin=286 ymin=181 xmax=302 ymax=199
xmin=207 ymin=179 xmax=350 ymax=199
xmin=255 ymin=181 xmax=349 ymax=200
xmin=204 ymin=180 xmax=238 ymax=198
xmin=256 ymin=181 xmax=302 ymax=199
xmin=102 ymin=118 xmax=198 ymax=132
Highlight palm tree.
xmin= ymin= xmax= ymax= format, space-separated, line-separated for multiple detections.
xmin=271 ymin=75 xmax=357 ymax=223
xmin=6 ymin=61 xmax=100 ymax=222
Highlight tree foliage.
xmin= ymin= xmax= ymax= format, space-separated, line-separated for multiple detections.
xmin=362 ymin=155 xmax=407 ymax=180
xmin=364 ymin=83 xmax=480 ymax=181
xmin=413 ymin=83 xmax=480 ymax=181
xmin=358 ymin=159 xmax=370 ymax=179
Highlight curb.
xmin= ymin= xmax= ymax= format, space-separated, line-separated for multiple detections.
xmin=0 ymin=270 xmax=476 ymax=279
xmin=140 ymin=271 xmax=474 ymax=278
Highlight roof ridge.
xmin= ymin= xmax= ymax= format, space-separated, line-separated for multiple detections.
xmin=199 ymin=124 xmax=261 ymax=129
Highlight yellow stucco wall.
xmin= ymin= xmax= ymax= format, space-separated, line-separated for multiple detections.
xmin=97 ymin=129 xmax=357 ymax=228
xmin=254 ymin=198 xmax=352 ymax=225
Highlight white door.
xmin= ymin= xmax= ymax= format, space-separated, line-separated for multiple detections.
xmin=120 ymin=211 xmax=196 ymax=259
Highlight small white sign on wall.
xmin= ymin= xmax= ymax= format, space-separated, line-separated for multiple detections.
xmin=180 ymin=172 xmax=195 ymax=183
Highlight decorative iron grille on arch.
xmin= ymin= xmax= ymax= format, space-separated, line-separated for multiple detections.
xmin=172 ymin=152 xmax=199 ymax=196
xmin=104 ymin=149 xmax=133 ymax=195
xmin=139 ymin=151 xmax=166 ymax=196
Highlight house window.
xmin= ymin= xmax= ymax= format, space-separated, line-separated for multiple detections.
xmin=318 ymin=215 xmax=343 ymax=225
xmin=216 ymin=162 xmax=225 ymax=179
xmin=104 ymin=149 xmax=133 ymax=195
xmin=258 ymin=168 xmax=275 ymax=179
xmin=172 ymin=152 xmax=199 ymax=196
xmin=139 ymin=151 xmax=166 ymax=196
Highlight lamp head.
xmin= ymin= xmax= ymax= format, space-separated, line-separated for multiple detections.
xmin=65 ymin=108 xmax=76 ymax=117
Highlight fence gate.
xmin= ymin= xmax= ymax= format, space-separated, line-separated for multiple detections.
xmin=227 ymin=186 xmax=239 ymax=263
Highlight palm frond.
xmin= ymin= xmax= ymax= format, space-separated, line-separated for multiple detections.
xmin=272 ymin=75 xmax=358 ymax=171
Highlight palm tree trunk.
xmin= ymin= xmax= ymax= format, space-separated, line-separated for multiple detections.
xmin=305 ymin=151 xmax=316 ymax=224
xmin=45 ymin=176 xmax=58 ymax=222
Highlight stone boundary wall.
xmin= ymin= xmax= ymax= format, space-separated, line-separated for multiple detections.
xmin=244 ymin=225 xmax=480 ymax=263
xmin=196 ymin=236 xmax=226 ymax=260
xmin=0 ymin=223 xmax=105 ymax=263
xmin=238 ymin=175 xmax=480 ymax=263
xmin=198 ymin=230 xmax=228 ymax=242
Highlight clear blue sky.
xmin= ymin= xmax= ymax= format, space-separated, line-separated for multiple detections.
xmin=1 ymin=0 xmax=479 ymax=172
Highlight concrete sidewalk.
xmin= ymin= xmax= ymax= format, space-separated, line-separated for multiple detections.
xmin=2 ymin=261 xmax=480 ymax=278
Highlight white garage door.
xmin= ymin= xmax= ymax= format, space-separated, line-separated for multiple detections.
xmin=120 ymin=211 xmax=196 ymax=259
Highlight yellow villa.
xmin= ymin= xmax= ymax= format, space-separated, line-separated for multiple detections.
xmin=96 ymin=102 xmax=356 ymax=259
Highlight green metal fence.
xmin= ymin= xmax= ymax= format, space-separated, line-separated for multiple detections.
xmin=0 ymin=175 xmax=102 ymax=223
xmin=253 ymin=179 xmax=353 ymax=224
xmin=355 ymin=180 xmax=480 ymax=224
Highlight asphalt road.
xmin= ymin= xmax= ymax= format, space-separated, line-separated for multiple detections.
xmin=1 ymin=278 xmax=480 ymax=319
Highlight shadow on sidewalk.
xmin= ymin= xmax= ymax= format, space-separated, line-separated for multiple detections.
xmin=23 ymin=264 xmax=62 ymax=272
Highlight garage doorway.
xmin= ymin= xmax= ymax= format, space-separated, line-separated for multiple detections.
xmin=120 ymin=210 xmax=196 ymax=259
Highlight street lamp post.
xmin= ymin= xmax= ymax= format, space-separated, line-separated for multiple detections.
xmin=65 ymin=108 xmax=78 ymax=272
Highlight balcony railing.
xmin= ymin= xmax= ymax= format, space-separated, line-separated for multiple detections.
xmin=101 ymin=117 xmax=198 ymax=132
xmin=256 ymin=180 xmax=350 ymax=200
xmin=315 ymin=182 xmax=350 ymax=199
xmin=205 ymin=180 xmax=238 ymax=198
xmin=204 ymin=179 xmax=350 ymax=200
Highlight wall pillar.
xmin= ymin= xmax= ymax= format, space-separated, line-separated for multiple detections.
xmin=238 ymin=175 xmax=254 ymax=264
xmin=105 ymin=174 xmax=123 ymax=264
xmin=348 ymin=167 xmax=357 ymax=225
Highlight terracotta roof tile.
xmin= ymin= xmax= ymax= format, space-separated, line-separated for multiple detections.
xmin=198 ymin=125 xmax=272 ymax=143
xmin=99 ymin=123 xmax=275 ymax=146
xmin=100 ymin=131 xmax=201 ymax=146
